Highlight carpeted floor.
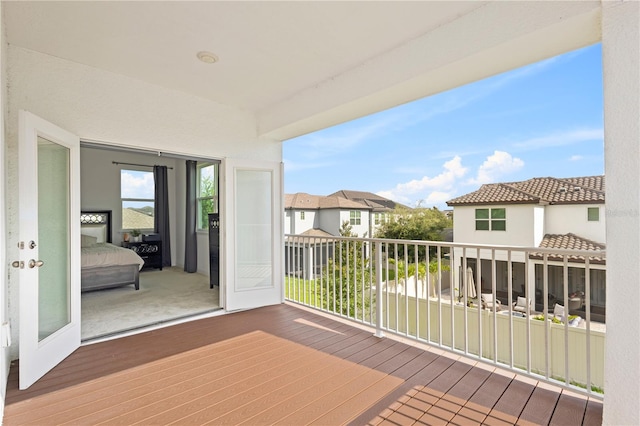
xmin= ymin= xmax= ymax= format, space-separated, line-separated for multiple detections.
xmin=81 ymin=267 xmax=220 ymax=340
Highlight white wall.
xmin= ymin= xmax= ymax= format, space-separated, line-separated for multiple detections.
xmin=452 ymin=204 xmax=538 ymax=247
xmin=318 ymin=209 xmax=342 ymax=236
xmin=602 ymin=1 xmax=640 ymax=424
xmin=288 ymin=209 xmax=318 ymax=235
xmin=545 ymin=204 xmax=605 ymax=243
xmin=5 ymin=46 xmax=279 ymax=359
xmin=0 ymin=1 xmax=8 ymax=418
xmin=338 ymin=209 xmax=370 ymax=237
xmin=533 ymin=205 xmax=545 ymax=247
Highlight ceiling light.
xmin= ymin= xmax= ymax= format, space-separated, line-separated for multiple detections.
xmin=197 ymin=51 xmax=218 ymax=64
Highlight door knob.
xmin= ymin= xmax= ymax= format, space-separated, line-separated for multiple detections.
xmin=11 ymin=261 xmax=24 ymax=269
xmin=28 ymin=259 xmax=44 ymax=269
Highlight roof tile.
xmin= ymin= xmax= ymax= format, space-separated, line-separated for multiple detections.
xmin=447 ymin=176 xmax=605 ymax=206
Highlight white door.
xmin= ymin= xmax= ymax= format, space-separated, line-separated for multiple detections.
xmin=224 ymin=159 xmax=283 ymax=311
xmin=17 ymin=111 xmax=81 ymax=389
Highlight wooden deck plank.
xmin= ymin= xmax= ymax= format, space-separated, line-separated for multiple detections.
xmin=52 ymin=336 xmax=315 ymax=425
xmin=582 ymin=398 xmax=604 ymax=426
xmin=549 ymin=391 xmax=588 ymax=426
xmin=517 ymin=385 xmax=561 ymax=426
xmin=486 ymin=377 xmax=536 ymax=425
xmin=3 ymin=304 xmax=603 ymax=426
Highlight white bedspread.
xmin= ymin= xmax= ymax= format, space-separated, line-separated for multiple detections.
xmin=81 ymin=243 xmax=145 ymax=270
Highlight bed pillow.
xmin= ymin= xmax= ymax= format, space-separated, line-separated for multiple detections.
xmin=81 ymin=234 xmax=98 ymax=248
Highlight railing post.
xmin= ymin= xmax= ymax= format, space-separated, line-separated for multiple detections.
xmin=375 ymin=242 xmax=384 ymax=338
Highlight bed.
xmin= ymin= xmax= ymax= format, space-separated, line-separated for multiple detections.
xmin=81 ymin=211 xmax=144 ymax=292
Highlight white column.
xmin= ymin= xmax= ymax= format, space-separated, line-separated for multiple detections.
xmin=602 ymin=1 xmax=640 ymax=424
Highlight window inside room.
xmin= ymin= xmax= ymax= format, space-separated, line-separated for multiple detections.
xmin=350 ymin=211 xmax=361 ymax=225
xmin=197 ymin=162 xmax=218 ymax=230
xmin=121 ymin=169 xmax=155 ymax=230
xmin=475 ymin=208 xmax=506 ymax=231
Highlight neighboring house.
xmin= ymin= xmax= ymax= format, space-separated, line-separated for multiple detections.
xmin=446 ymin=176 xmax=606 ymax=318
xmin=284 ymin=191 xmax=401 ymax=279
xmin=122 ymin=208 xmax=155 ymax=231
xmin=329 ymin=189 xmax=406 ymax=237
xmin=285 ymin=192 xmax=372 ymax=237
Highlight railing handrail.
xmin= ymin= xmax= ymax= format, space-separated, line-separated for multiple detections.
xmin=285 ymin=233 xmax=606 ymax=258
xmin=284 ymin=233 xmax=606 ymax=399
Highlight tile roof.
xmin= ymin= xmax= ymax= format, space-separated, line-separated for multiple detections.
xmin=122 ymin=208 xmax=154 ymax=229
xmin=446 ymin=176 xmax=605 ymax=206
xmin=329 ymin=189 xmax=407 ymax=210
xmin=287 ymin=228 xmax=336 ymax=242
xmin=529 ymin=233 xmax=606 ymax=264
xmin=285 ymin=193 xmax=369 ymax=210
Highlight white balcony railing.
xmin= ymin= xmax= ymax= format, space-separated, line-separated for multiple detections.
xmin=284 ymin=234 xmax=605 ymax=399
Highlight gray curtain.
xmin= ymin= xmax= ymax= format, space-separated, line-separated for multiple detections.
xmin=184 ymin=160 xmax=198 ymax=273
xmin=154 ymin=166 xmax=171 ymax=267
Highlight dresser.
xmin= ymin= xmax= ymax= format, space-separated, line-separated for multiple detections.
xmin=122 ymin=241 xmax=163 ymax=270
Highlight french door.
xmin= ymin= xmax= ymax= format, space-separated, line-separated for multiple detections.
xmin=17 ymin=111 xmax=81 ymax=389
xmin=224 ymin=159 xmax=283 ymax=311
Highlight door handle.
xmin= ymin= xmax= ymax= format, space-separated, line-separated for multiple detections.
xmin=28 ymin=259 xmax=44 ymax=269
xmin=11 ymin=261 xmax=24 ymax=269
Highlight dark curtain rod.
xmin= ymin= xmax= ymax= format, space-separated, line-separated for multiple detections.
xmin=112 ymin=161 xmax=174 ymax=170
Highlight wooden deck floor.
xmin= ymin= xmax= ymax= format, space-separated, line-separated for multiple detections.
xmin=4 ymin=303 xmax=602 ymax=425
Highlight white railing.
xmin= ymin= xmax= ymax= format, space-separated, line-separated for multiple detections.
xmin=284 ymin=234 xmax=605 ymax=398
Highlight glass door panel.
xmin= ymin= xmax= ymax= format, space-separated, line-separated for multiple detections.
xmin=37 ymin=137 xmax=71 ymax=341
xmin=235 ymin=169 xmax=272 ymax=290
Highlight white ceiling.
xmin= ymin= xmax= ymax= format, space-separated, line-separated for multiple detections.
xmin=4 ymin=1 xmax=601 ymax=140
xmin=4 ymin=1 xmax=483 ymax=112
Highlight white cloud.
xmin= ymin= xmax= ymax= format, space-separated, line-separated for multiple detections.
xmin=424 ymin=191 xmax=453 ymax=206
xmin=468 ymin=151 xmax=524 ymax=185
xmin=569 ymin=155 xmax=583 ymax=161
xmin=377 ymin=156 xmax=468 ymax=205
xmin=513 ymin=128 xmax=603 ymax=150
xmin=121 ymin=170 xmax=154 ymax=199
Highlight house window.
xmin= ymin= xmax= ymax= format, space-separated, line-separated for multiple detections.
xmin=475 ymin=208 xmax=506 ymax=231
xmin=350 ymin=211 xmax=361 ymax=225
xmin=197 ymin=163 xmax=218 ymax=230
xmin=374 ymin=213 xmax=387 ymax=225
xmin=300 ymin=211 xmax=305 ymax=220
xmin=121 ymin=169 xmax=155 ymax=230
xmin=588 ymin=207 xmax=600 ymax=221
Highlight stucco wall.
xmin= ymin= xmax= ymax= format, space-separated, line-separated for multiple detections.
xmin=545 ymin=204 xmax=605 ymax=243
xmin=452 ymin=204 xmax=538 ymax=247
xmin=318 ymin=209 xmax=341 ymax=236
xmin=339 ymin=209 xmax=369 ymax=237
xmin=0 ymin=0 xmax=9 ymax=418
xmin=5 ymin=45 xmax=280 ymax=359
xmin=602 ymin=1 xmax=640 ymax=424
xmin=289 ymin=209 xmax=318 ymax=235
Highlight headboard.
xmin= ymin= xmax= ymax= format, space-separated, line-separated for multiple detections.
xmin=80 ymin=211 xmax=112 ymax=243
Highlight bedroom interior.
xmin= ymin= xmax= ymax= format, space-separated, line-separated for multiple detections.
xmin=80 ymin=144 xmax=221 ymax=341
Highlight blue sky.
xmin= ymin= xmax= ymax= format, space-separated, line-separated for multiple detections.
xmin=283 ymin=43 xmax=603 ymax=209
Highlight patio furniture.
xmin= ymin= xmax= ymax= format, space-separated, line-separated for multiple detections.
xmin=553 ymin=303 xmax=565 ymax=322
xmin=481 ymin=293 xmax=502 ymax=311
xmin=513 ymin=296 xmax=532 ymax=314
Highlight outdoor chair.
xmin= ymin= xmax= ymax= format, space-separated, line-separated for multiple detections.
xmin=513 ymin=296 xmax=532 ymax=314
xmin=553 ymin=303 xmax=565 ymax=322
xmin=481 ymin=293 xmax=502 ymax=311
